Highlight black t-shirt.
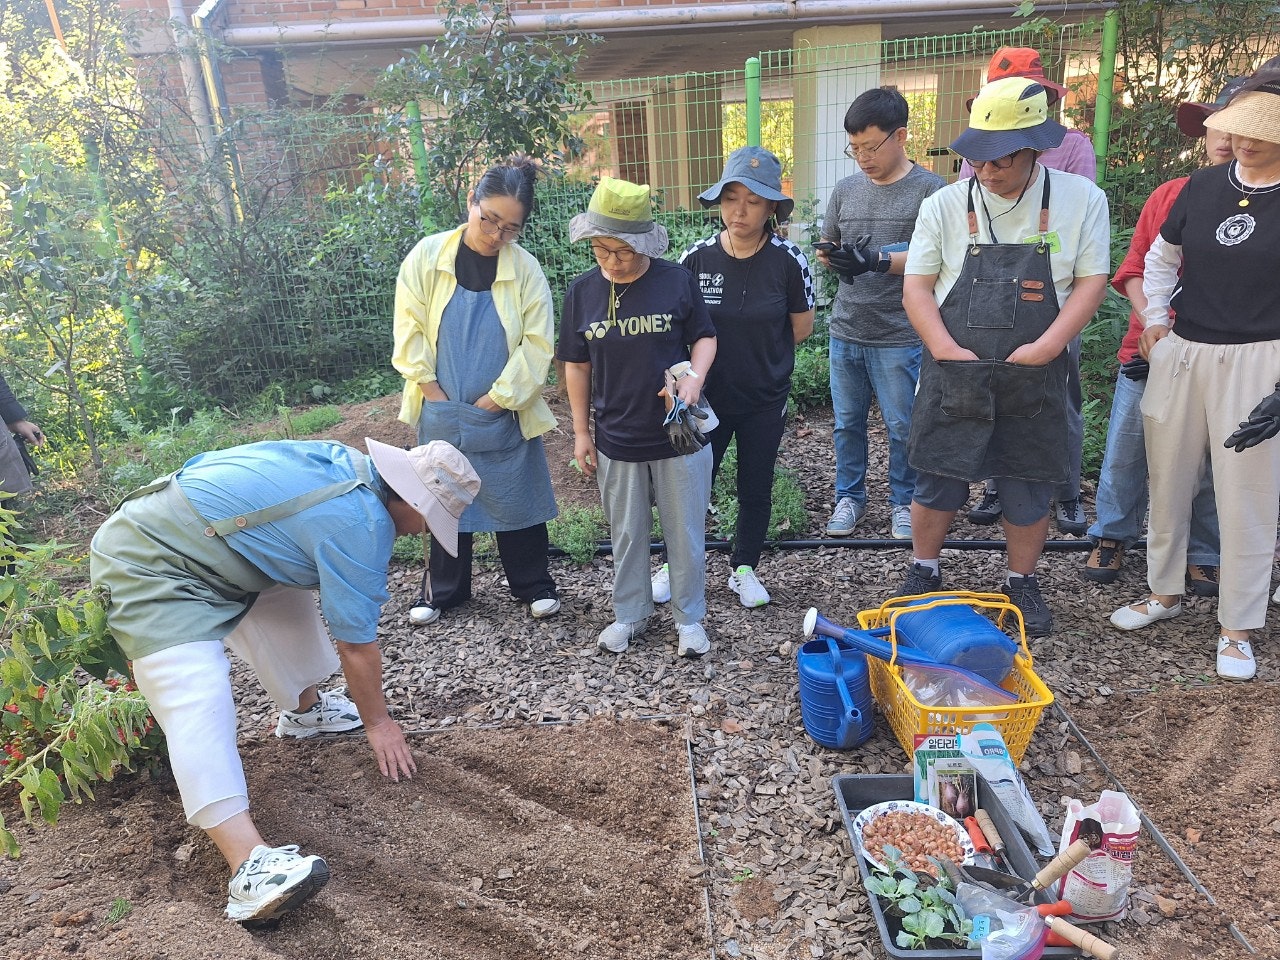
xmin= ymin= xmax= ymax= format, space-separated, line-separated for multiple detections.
xmin=557 ymin=258 xmax=717 ymax=462
xmin=679 ymin=234 xmax=813 ymax=414
xmin=455 ymin=237 xmax=498 ymax=292
xmin=1161 ymin=161 xmax=1280 ymax=344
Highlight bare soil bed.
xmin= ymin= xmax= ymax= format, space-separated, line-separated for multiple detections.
xmin=3 ymin=393 xmax=1277 ymax=960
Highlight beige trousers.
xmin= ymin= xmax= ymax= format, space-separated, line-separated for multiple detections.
xmin=1142 ymin=332 xmax=1280 ymax=631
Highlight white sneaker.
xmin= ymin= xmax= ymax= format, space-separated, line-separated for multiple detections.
xmin=597 ymin=618 xmax=648 ymax=654
xmin=408 ymin=601 xmax=440 ymax=625
xmin=225 ymin=844 xmax=329 ymax=922
xmin=890 ymin=505 xmax=912 ymax=540
xmin=1273 ymin=584 xmax=1280 ymax=604
xmin=1217 ymin=636 xmax=1256 ymax=680
xmin=651 ymin=563 xmax=671 ymax=603
xmin=275 ymin=690 xmax=363 ymax=739
xmin=677 ymin=622 xmax=710 ymax=658
xmin=728 ymin=565 xmax=770 ymax=608
xmin=530 ymin=597 xmax=560 ymax=618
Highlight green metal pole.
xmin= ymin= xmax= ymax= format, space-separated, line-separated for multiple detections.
xmin=405 ymin=101 xmax=433 ymax=230
xmin=1093 ymin=9 xmax=1119 ymax=185
xmin=745 ymin=57 xmax=762 ymax=147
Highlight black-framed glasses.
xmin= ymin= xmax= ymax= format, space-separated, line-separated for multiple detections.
xmin=589 ymin=243 xmax=638 ymax=263
xmin=970 ymin=149 xmax=1026 ymax=171
xmin=476 ymin=206 xmax=523 ymax=241
xmin=843 ymin=128 xmax=900 ymax=160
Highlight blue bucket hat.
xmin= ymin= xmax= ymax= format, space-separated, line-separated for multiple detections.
xmin=950 ymin=77 xmax=1067 ymax=162
xmin=698 ymin=146 xmax=794 ymax=222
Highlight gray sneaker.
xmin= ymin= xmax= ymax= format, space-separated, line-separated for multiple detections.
xmin=275 ymin=690 xmax=363 ymax=739
xmin=825 ymin=497 xmax=865 ymax=537
xmin=890 ymin=505 xmax=912 ymax=540
xmin=1002 ymin=574 xmax=1053 ymax=637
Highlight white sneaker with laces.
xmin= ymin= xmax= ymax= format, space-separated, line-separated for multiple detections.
xmin=225 ymin=844 xmax=330 ymax=923
xmin=890 ymin=505 xmax=912 ymax=540
xmin=677 ymin=622 xmax=710 ymax=658
xmin=275 ymin=690 xmax=363 ymax=739
xmin=597 ymin=618 xmax=648 ymax=654
xmin=651 ymin=563 xmax=671 ymax=603
xmin=728 ymin=565 xmax=770 ymax=608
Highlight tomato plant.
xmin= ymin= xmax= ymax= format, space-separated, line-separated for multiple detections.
xmin=0 ymin=499 xmax=165 ymax=857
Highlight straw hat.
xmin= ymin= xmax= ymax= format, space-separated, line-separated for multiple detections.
xmin=1205 ymin=76 xmax=1280 ymax=145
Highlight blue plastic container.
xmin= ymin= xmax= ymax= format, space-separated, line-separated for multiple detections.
xmin=891 ymin=598 xmax=1019 ymax=685
xmin=796 ymin=635 xmax=874 ymax=749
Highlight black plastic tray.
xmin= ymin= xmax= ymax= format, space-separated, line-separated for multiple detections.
xmin=833 ymin=773 xmax=1078 ymax=959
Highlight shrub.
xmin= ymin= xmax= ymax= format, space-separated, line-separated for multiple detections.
xmin=277 ymin=404 xmax=344 ymax=437
xmin=711 ymin=440 xmax=810 ymax=541
xmin=0 ymin=505 xmax=164 ymax=857
xmin=549 ymin=505 xmax=607 ymax=566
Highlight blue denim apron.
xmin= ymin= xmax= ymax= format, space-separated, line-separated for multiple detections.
xmin=416 ymin=287 xmax=556 ymax=532
xmin=908 ymin=171 xmax=1070 ymax=483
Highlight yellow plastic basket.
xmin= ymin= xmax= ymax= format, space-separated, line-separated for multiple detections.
xmin=855 ymin=591 xmax=1053 ymax=764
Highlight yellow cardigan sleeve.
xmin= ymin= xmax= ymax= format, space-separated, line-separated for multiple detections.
xmin=392 ymin=232 xmax=455 ymax=426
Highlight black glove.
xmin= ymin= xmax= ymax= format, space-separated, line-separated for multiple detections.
xmin=827 ymin=235 xmax=890 ymax=283
xmin=1119 ymin=357 xmax=1149 ymax=382
xmin=663 ymin=397 xmax=707 ymax=457
xmin=1224 ymin=382 xmax=1280 ymax=452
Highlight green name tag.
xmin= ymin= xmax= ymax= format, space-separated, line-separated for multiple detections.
xmin=1021 ymin=231 xmax=1061 ymax=254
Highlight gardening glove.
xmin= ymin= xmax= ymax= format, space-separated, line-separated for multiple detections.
xmin=1224 ymin=382 xmax=1280 ymax=452
xmin=663 ymin=395 xmax=708 ymax=457
xmin=826 ymin=235 xmax=890 ymax=283
xmin=1119 ymin=357 xmax=1149 ymax=381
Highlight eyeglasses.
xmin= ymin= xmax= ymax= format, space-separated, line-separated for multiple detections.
xmin=589 ymin=243 xmax=638 ymax=263
xmin=970 ymin=150 xmax=1026 ymax=171
xmin=476 ymin=206 xmax=523 ymax=241
xmin=844 ymin=128 xmax=900 ymax=160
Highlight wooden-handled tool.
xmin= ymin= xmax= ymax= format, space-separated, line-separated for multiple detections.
xmin=1044 ymin=915 xmax=1120 ymax=960
xmin=974 ymin=808 xmax=1010 ymax=871
xmin=1032 ymin=838 xmax=1092 ymax=893
xmin=963 ymin=815 xmax=1000 ymax=871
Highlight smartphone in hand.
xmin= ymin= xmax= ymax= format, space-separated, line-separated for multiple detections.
xmin=812 ymin=241 xmax=838 ymax=252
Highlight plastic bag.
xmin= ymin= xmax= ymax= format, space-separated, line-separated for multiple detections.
xmin=957 ymin=724 xmax=1055 ymax=856
xmin=956 ymin=883 xmax=1046 ymax=960
xmin=1055 ymin=790 xmax=1139 ymax=921
xmin=901 ymin=663 xmax=1020 ymax=710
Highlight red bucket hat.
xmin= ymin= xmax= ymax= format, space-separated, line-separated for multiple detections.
xmin=966 ymin=47 xmax=1068 ymax=111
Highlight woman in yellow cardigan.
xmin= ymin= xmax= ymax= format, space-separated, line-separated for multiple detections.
xmin=392 ymin=157 xmax=559 ymax=625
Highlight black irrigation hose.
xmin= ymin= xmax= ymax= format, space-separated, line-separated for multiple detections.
xmin=548 ymin=537 xmax=1145 ymax=559
xmin=1050 ymin=700 xmax=1258 ymax=955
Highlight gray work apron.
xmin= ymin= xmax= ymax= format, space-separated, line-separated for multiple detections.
xmin=416 ymin=286 xmax=556 ymax=532
xmin=908 ymin=170 xmax=1070 ymax=484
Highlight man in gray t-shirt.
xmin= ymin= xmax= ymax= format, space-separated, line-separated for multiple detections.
xmin=815 ymin=87 xmax=943 ymax=540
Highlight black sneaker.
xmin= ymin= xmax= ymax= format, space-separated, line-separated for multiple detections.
xmin=967 ymin=489 xmax=1002 ymax=525
xmin=1185 ymin=564 xmax=1220 ymax=598
xmin=895 ymin=563 xmax=943 ymax=598
xmin=1053 ymin=496 xmax=1087 ymax=536
xmin=1001 ymin=574 xmax=1053 ymax=638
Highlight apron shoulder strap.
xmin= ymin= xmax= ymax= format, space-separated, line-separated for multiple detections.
xmin=1039 ymin=166 xmax=1051 ymax=235
xmin=204 ymin=456 xmax=378 ymax=537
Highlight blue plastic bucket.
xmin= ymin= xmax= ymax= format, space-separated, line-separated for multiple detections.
xmin=797 ymin=636 xmax=874 ymax=749
xmin=891 ymin=599 xmax=1019 ymax=684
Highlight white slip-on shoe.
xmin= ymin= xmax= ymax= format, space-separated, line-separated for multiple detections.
xmin=1216 ymin=636 xmax=1256 ymax=680
xmin=408 ymin=601 xmax=441 ymax=625
xmin=1109 ymin=597 xmax=1182 ymax=631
